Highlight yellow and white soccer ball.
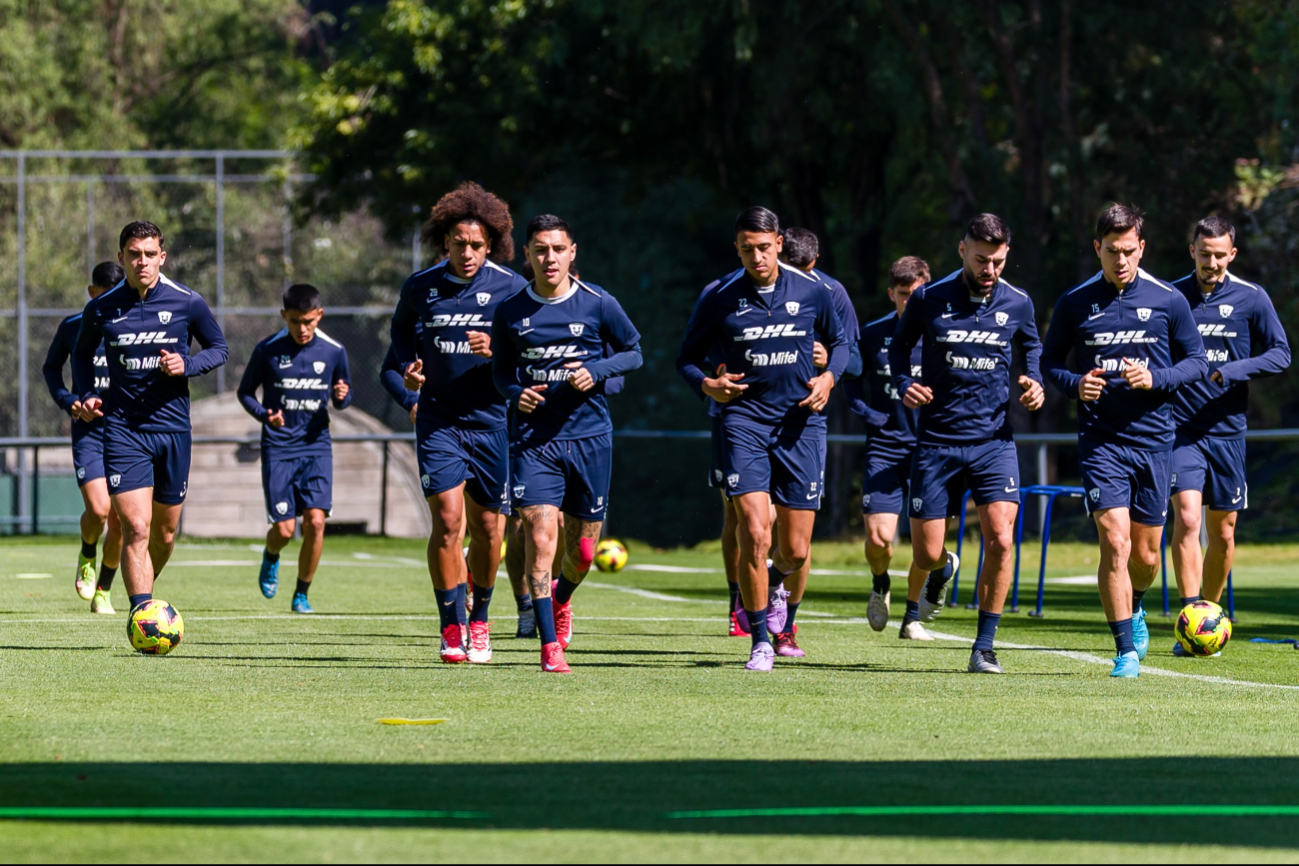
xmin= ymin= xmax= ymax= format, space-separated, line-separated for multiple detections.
xmin=594 ymin=539 xmax=629 ymax=573
xmin=127 ymin=599 xmax=185 ymax=656
xmin=1175 ymin=600 xmax=1232 ymax=656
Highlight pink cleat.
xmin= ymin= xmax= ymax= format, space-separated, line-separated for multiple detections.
xmin=555 ymin=600 xmax=574 ymax=650
xmin=440 ymin=624 xmax=467 ymax=664
xmin=730 ymin=610 xmax=751 ymax=637
xmin=541 ymin=641 xmax=571 ymax=673
xmin=774 ymin=631 xmax=806 ymax=658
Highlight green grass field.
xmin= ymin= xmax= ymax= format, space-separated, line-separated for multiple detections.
xmin=3 ymin=533 xmax=1299 ymax=862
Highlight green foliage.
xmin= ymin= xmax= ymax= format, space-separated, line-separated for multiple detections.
xmin=0 ymin=0 xmax=311 ymax=150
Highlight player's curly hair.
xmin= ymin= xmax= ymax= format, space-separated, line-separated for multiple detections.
xmin=421 ymin=182 xmax=515 ymax=263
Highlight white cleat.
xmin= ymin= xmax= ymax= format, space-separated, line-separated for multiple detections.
xmin=918 ymin=551 xmax=959 ymax=623
xmin=867 ymin=590 xmax=891 ymax=632
xmin=467 ymin=621 xmax=493 ymax=664
xmin=90 ymin=589 xmax=115 ymax=615
xmin=899 ymin=620 xmax=934 ymax=641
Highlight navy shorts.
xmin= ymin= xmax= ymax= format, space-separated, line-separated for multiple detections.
xmin=512 ymin=433 xmax=613 ymax=521
xmin=1171 ymin=435 xmax=1248 ymax=512
xmin=417 ymin=418 xmax=509 ymax=511
xmin=720 ymin=419 xmax=824 ymax=511
xmin=862 ymin=449 xmax=913 ymax=516
xmin=104 ymin=425 xmax=191 ymax=505
xmin=1079 ymin=438 xmax=1171 ymax=526
xmin=263 ymin=454 xmax=333 ymax=523
xmin=909 ymin=439 xmax=1020 ymax=520
xmin=72 ymin=423 xmax=106 ymax=487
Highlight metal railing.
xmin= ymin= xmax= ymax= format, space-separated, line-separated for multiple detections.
xmin=4 ymin=428 xmax=1298 ymax=537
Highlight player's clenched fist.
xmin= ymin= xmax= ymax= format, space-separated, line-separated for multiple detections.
xmin=902 ymin=382 xmax=933 ymax=409
xmin=563 ymin=362 xmax=596 ymax=392
xmin=465 ymin=331 xmax=492 ymax=359
xmin=159 ymin=349 xmax=186 ymax=377
xmin=1018 ymin=375 xmax=1045 ymax=411
xmin=266 ymin=409 xmax=286 ymax=429
xmin=1121 ymin=358 xmax=1154 ymax=390
xmin=1078 ymin=368 xmax=1106 ymax=402
xmin=702 ymin=364 xmax=748 ymax=404
xmin=77 ymin=397 xmax=104 ymax=423
xmin=333 ymin=380 xmax=350 ymax=402
xmin=403 ymin=360 xmax=425 ymax=391
xmin=518 ymin=385 xmax=548 ymax=414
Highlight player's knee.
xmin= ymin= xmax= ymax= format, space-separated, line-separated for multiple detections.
xmin=119 ymin=513 xmax=150 ymax=543
xmin=985 ymin=527 xmax=1015 ymax=558
xmin=1176 ymin=505 xmax=1202 ymax=535
xmin=273 ymin=521 xmax=296 ymax=543
xmin=302 ymin=512 xmax=326 ymax=537
xmin=1100 ymin=530 xmax=1131 ymax=562
xmin=866 ymin=535 xmax=892 ymax=560
xmin=738 ymin=521 xmax=770 ymax=556
xmin=153 ymin=524 xmax=178 ymax=550
xmin=88 ymin=500 xmax=111 ymax=524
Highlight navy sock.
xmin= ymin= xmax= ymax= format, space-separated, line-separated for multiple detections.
xmin=434 ymin=588 xmax=458 ymax=631
xmin=264 ymin=549 xmax=280 ymax=564
xmin=534 ymin=597 xmax=558 ymax=645
xmin=728 ymin=581 xmax=741 ymax=612
xmin=784 ymin=602 xmax=800 ymax=635
xmin=903 ymin=599 xmax=921 ymax=625
xmin=128 ymin=593 xmax=152 ymax=610
xmin=1132 ymin=588 xmax=1147 ymax=613
xmin=96 ymin=565 xmax=117 ymax=592
xmin=454 ymin=583 xmax=468 ymax=627
xmin=80 ymin=540 xmax=97 ymax=560
xmin=1181 ymin=595 xmax=1202 ymax=607
xmin=554 ymin=576 xmax=579 ymax=607
xmin=295 ymin=580 xmax=310 ymax=597
xmin=1109 ymin=618 xmax=1136 ymax=656
xmin=973 ymin=610 xmax=1001 ymax=651
xmin=747 ymin=608 xmax=770 ymax=647
xmin=768 ymin=563 xmax=785 ymax=589
xmin=872 ymin=572 xmax=891 ymax=594
xmin=470 ymin=583 xmax=493 ymax=623
xmin=515 ymin=593 xmax=533 ymax=612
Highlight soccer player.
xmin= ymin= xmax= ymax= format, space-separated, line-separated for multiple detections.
xmin=844 ymin=255 xmax=935 ymax=638
xmin=890 ymin=214 xmax=1045 ymax=674
xmin=43 ymin=261 xmax=126 ymax=612
xmin=491 ymin=214 xmax=643 ymax=674
xmin=1042 ymin=204 xmax=1208 ymax=678
xmin=391 ymin=182 xmax=528 ymax=664
xmin=775 ymin=227 xmax=862 ymax=631
xmin=238 ymin=284 xmax=352 ymax=613
xmin=1169 ymin=217 xmax=1290 ymax=654
xmin=678 ymin=207 xmax=849 ymax=671
xmin=72 ymin=221 xmax=228 ymax=627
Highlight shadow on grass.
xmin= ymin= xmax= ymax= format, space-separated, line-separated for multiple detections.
xmin=4 ymin=759 xmax=1299 ymax=847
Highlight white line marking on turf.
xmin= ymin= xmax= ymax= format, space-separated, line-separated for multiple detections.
xmin=626 ymin=564 xmax=875 ymax=577
xmin=910 ymin=623 xmax=1299 ymax=692
xmin=584 ymin=581 xmax=725 ymax=604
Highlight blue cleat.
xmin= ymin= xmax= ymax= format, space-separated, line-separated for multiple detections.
xmin=291 ymin=592 xmax=314 ymax=614
xmin=1132 ymin=606 xmax=1149 ymax=660
xmin=1110 ymin=651 xmax=1141 ymax=678
xmin=258 ymin=552 xmax=280 ymax=599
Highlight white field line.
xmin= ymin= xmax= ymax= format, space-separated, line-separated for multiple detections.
xmin=915 ymin=624 xmax=1299 ymax=692
xmin=627 ymin=563 xmax=878 ymax=577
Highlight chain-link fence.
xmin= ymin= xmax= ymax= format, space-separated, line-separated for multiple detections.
xmin=0 ymin=150 xmax=427 ymax=532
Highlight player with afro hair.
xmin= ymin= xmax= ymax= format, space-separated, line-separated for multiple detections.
xmin=390 ymin=181 xmax=529 ymax=665
xmin=421 ymin=181 xmax=516 ymax=264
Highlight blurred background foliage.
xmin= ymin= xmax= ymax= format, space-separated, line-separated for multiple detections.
xmin=3 ymin=0 xmax=1299 ymax=544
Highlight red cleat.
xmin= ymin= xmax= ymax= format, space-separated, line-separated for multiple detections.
xmin=440 ymin=624 xmax=467 ymax=663
xmin=729 ymin=610 xmax=751 ymax=637
xmin=555 ymin=600 xmax=574 ymax=650
xmin=541 ymin=641 xmax=570 ymax=673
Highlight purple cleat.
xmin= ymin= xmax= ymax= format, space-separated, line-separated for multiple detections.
xmin=745 ymin=642 xmax=775 ymax=671
xmin=767 ymin=584 xmax=789 ymax=634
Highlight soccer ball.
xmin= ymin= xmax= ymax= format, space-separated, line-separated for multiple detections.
xmin=127 ymin=600 xmax=185 ymax=656
xmin=1175 ymin=600 xmax=1232 ymax=656
xmin=593 ymin=540 xmax=629 ymax=573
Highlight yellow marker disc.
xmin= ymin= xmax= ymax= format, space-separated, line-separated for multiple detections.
xmin=377 ymin=718 xmax=447 ymax=726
